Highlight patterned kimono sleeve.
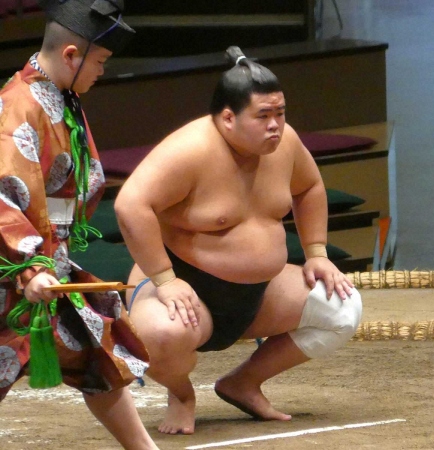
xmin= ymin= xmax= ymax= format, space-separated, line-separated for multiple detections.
xmin=0 ymin=85 xmax=52 ymax=289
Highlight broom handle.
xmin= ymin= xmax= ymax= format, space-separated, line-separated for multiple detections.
xmin=43 ymin=282 xmax=136 ymax=293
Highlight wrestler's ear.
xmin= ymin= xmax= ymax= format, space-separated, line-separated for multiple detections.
xmin=221 ymin=108 xmax=235 ymax=130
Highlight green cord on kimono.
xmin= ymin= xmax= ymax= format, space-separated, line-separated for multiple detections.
xmin=6 ymin=276 xmax=84 ymax=337
xmin=2 ymin=254 xmax=55 ymax=335
xmin=0 ymin=255 xmax=56 ymax=283
xmin=63 ymin=106 xmax=102 ymax=252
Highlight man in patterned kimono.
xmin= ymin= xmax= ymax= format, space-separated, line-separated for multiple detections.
xmin=0 ymin=1 xmax=159 ymax=449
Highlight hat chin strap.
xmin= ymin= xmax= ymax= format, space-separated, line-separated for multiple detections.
xmin=68 ymin=12 xmax=123 ymax=91
xmin=69 ymin=41 xmax=92 ymax=92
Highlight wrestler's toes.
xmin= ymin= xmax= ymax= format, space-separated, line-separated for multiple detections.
xmin=158 ymin=424 xmax=172 ymax=434
xmin=158 ymin=422 xmax=194 ymax=435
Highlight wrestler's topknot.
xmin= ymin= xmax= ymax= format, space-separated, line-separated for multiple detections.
xmin=210 ymin=46 xmax=282 ymax=115
xmin=225 ymin=46 xmax=272 ymax=84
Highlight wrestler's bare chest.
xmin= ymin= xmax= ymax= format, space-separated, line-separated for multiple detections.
xmin=163 ymin=150 xmax=293 ymax=233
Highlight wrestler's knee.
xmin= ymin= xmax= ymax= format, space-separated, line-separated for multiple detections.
xmin=143 ymin=318 xmax=197 ymax=354
xmin=289 ymin=280 xmax=362 ymax=359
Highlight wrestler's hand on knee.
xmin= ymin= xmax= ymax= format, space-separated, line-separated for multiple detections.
xmin=24 ymin=272 xmax=63 ymax=303
xmin=303 ymin=257 xmax=354 ymax=300
xmin=156 ymin=278 xmax=201 ymax=326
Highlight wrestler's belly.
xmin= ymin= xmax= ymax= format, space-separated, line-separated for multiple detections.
xmin=162 ymin=220 xmax=288 ymax=284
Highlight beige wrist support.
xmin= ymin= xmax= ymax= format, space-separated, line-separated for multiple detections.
xmin=304 ymin=243 xmax=328 ymax=259
xmin=150 ymin=268 xmax=176 ymax=287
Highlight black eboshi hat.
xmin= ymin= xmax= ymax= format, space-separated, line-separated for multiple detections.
xmin=38 ymin=0 xmax=135 ymax=54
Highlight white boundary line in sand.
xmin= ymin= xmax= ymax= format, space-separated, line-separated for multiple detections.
xmin=185 ymin=418 xmax=406 ymax=449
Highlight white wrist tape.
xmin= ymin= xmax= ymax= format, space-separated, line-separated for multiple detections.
xmin=150 ymin=268 xmax=176 ymax=287
xmin=304 ymin=243 xmax=328 ymax=259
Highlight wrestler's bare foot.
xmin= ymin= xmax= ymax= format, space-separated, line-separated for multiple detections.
xmin=214 ymin=376 xmax=291 ymax=421
xmin=158 ymin=389 xmax=196 ymax=435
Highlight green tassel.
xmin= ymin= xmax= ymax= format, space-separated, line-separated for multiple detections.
xmin=28 ymin=302 xmax=62 ymax=389
xmin=6 ymin=279 xmax=78 ymax=389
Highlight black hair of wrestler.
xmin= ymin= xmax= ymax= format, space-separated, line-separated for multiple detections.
xmin=209 ymin=46 xmax=282 ymax=116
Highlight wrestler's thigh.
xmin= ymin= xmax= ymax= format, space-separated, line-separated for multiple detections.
xmin=242 ymin=264 xmax=311 ymax=338
xmin=127 ymin=264 xmax=213 ymax=351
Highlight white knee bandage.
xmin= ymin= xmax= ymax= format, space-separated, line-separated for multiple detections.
xmin=289 ymin=280 xmax=362 ymax=359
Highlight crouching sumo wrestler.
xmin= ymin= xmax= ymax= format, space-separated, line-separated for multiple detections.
xmin=115 ymin=45 xmax=363 ymax=435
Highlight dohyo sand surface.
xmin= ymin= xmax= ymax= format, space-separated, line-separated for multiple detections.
xmin=1 ymin=288 xmax=434 ymax=450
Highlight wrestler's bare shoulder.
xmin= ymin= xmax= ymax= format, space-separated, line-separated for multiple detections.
xmin=154 ymin=116 xmax=219 ymax=155
xmin=280 ymin=124 xmax=305 ymax=152
xmin=131 ymin=116 xmax=219 ymax=179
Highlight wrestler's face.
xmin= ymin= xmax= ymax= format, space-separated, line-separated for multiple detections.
xmin=226 ymin=92 xmax=286 ymax=157
xmin=66 ymin=44 xmax=112 ymax=93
